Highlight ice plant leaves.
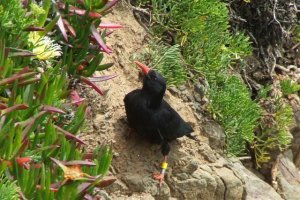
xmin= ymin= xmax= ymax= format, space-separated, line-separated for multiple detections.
xmin=77 ymin=176 xmax=116 ymax=195
xmin=8 ymin=49 xmax=36 ymax=58
xmin=42 ymin=105 xmax=66 ymax=114
xmin=80 ymin=76 xmax=104 ymax=96
xmin=0 ymin=72 xmax=36 ymax=86
xmin=70 ymin=90 xmax=85 ymax=106
xmin=90 ymin=23 xmax=112 ymax=54
xmin=97 ymin=62 xmax=114 ymax=71
xmin=99 ymin=23 xmax=123 ymax=29
xmin=23 ymin=26 xmax=45 ymax=32
xmin=64 ymin=160 xmax=96 ymax=167
xmin=63 ymin=19 xmax=76 ymax=37
xmin=88 ymin=74 xmax=117 ymax=82
xmin=54 ymin=125 xmax=86 ymax=145
xmin=98 ymin=0 xmax=120 ymax=13
xmin=57 ymin=2 xmax=102 ymax=18
xmin=0 ymin=103 xmax=7 ymax=109
xmin=57 ymin=16 xmax=68 ymax=42
xmin=1 ymin=104 xmax=29 ymax=116
xmin=0 ymin=0 xmax=117 ymax=198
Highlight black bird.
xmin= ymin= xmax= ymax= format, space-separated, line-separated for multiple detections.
xmin=124 ymin=61 xmax=195 ymax=184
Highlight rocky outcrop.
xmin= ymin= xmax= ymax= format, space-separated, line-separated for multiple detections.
xmin=106 ymin=152 xmax=285 ymax=200
xmin=202 ymin=121 xmax=226 ymax=152
xmin=275 ymin=154 xmax=300 ymax=200
xmin=231 ymin=162 xmax=283 ymax=200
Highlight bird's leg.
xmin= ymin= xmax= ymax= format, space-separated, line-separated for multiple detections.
xmin=153 ymin=155 xmax=168 ymax=185
xmin=153 ymin=140 xmax=170 ymax=186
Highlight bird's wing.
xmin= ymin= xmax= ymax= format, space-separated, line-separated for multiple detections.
xmin=124 ymin=90 xmax=163 ymax=143
xmin=155 ymin=100 xmax=193 ymax=141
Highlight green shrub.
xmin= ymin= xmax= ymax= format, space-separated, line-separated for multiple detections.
xmin=209 ymin=75 xmax=261 ymax=155
xmin=138 ymin=0 xmax=252 ymax=79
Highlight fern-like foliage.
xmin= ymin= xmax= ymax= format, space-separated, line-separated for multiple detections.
xmin=209 ymin=74 xmax=261 ymax=155
xmin=254 ymin=95 xmax=293 ymax=167
xmin=137 ymin=42 xmax=187 ymax=86
xmin=0 ymin=175 xmax=20 ymax=200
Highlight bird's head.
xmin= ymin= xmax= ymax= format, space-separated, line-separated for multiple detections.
xmin=134 ymin=61 xmax=166 ymax=95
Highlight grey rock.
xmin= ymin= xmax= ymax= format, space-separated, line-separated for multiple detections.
xmin=194 ymin=83 xmax=205 ymax=98
xmin=178 ymin=85 xmax=186 ymax=91
xmin=193 ymin=93 xmax=202 ymax=103
xmin=293 ymin=109 xmax=300 ymax=125
xmin=106 ymin=179 xmax=128 ymax=193
xmin=212 ymin=173 xmax=226 ymax=200
xmin=122 ymin=174 xmax=170 ymax=199
xmin=110 ymin=193 xmax=155 ymax=200
xmin=277 ymin=176 xmax=300 ymax=200
xmin=282 ymin=149 xmax=294 ymax=161
xmin=122 ymin=174 xmax=145 ymax=192
xmin=290 ymin=126 xmax=300 ymax=168
xmin=277 ymin=155 xmax=300 ymax=200
xmin=94 ymin=189 xmax=112 ymax=200
xmin=168 ymin=86 xmax=180 ymax=96
xmin=199 ymin=165 xmax=213 ymax=173
xmin=175 ymin=173 xmax=189 ymax=180
xmin=170 ymin=168 xmax=221 ymax=200
xmin=232 ymin=162 xmax=283 ymax=200
xmin=199 ymin=143 xmax=217 ymax=162
xmin=202 ymin=121 xmax=226 ymax=151
xmin=214 ymin=167 xmax=244 ymax=200
xmin=153 ymin=182 xmax=170 ymax=200
xmin=180 ymin=90 xmax=194 ymax=102
xmin=182 ymin=159 xmax=199 ymax=174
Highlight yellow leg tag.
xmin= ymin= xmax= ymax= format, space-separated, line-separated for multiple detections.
xmin=161 ymin=162 xmax=168 ymax=169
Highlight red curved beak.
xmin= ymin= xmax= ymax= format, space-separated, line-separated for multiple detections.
xmin=134 ymin=61 xmax=151 ymax=75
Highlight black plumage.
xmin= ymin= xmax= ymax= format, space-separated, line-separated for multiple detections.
xmin=124 ymin=62 xmax=194 ymax=149
xmin=124 ymin=61 xmax=195 ymax=184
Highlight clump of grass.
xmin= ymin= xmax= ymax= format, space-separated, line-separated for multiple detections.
xmin=280 ymin=79 xmax=300 ymax=96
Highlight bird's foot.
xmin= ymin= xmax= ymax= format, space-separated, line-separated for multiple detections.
xmin=153 ymin=172 xmax=164 ymax=186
